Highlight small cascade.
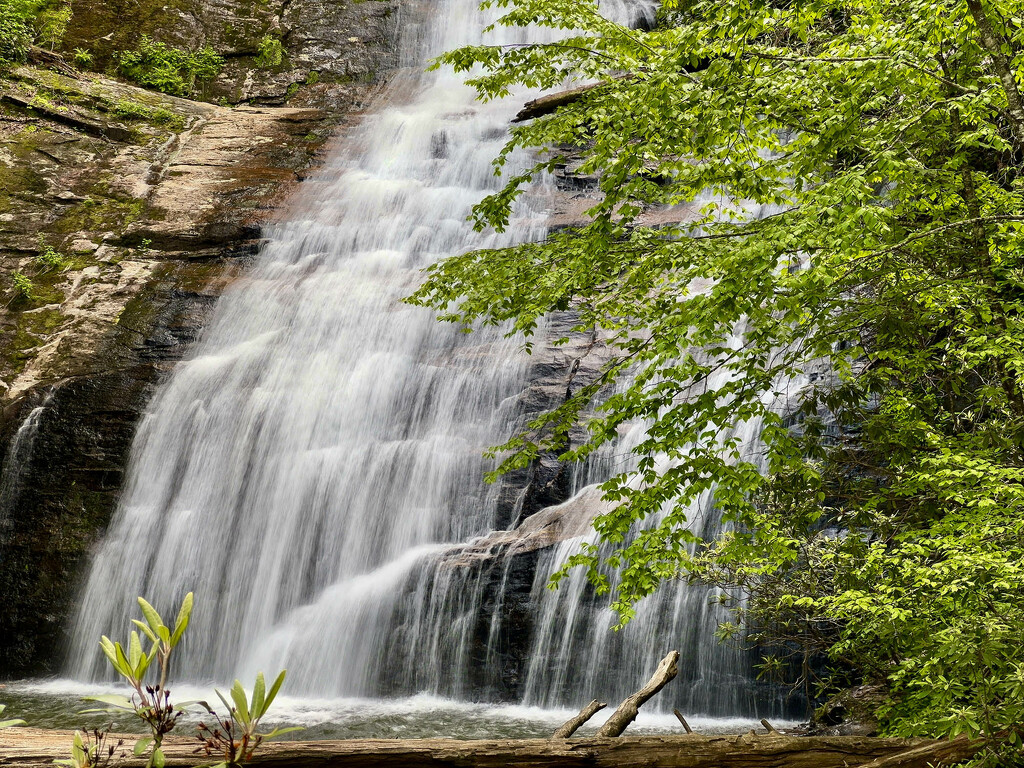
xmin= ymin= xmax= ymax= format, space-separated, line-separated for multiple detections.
xmin=520 ymin=418 xmax=767 ymax=716
xmin=0 ymin=395 xmax=51 ymax=555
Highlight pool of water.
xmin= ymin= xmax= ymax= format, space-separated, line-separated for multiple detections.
xmin=0 ymin=680 xmax=797 ymax=740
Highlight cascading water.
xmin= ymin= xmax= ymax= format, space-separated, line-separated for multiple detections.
xmin=65 ymin=0 xmax=786 ymax=721
xmin=519 ymin=351 xmax=791 ymax=716
xmin=0 ymin=395 xmax=52 ymax=558
xmin=69 ymin=0 xmax=549 ymax=688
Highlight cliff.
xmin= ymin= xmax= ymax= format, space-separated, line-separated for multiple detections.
xmin=0 ymin=0 xmax=398 ymax=674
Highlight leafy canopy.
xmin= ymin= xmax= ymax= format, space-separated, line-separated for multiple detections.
xmin=411 ymin=0 xmax=1024 ymax=744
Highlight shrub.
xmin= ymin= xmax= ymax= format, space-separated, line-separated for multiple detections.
xmin=35 ymin=239 xmax=66 ymax=272
xmin=0 ymin=0 xmax=34 ymax=64
xmin=72 ymin=46 xmax=91 ymax=68
xmin=196 ymin=672 xmax=301 ymax=767
xmin=35 ymin=0 xmax=69 ymax=50
xmin=11 ymin=271 xmax=34 ymax=301
xmin=81 ymin=593 xmax=295 ymax=768
xmin=116 ymin=35 xmax=223 ymax=97
xmin=254 ymin=34 xmax=282 ymax=68
xmin=111 ymin=98 xmax=185 ymax=129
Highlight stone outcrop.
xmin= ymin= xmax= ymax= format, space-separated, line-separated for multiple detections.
xmin=63 ymin=0 xmax=398 ymax=106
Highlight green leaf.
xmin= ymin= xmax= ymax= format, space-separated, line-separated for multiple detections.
xmin=128 ymin=630 xmax=143 ymax=670
xmin=98 ymin=636 xmax=119 ymax=667
xmin=113 ymin=642 xmax=132 ymax=680
xmin=150 ymin=746 xmax=165 ymax=768
xmin=262 ymin=726 xmax=303 ymax=740
xmin=133 ymin=737 xmax=153 ymax=756
xmin=81 ymin=694 xmax=134 ymax=710
xmin=137 ymin=597 xmax=163 ymax=635
xmin=264 ymin=669 xmax=287 ymax=713
xmin=132 ymin=619 xmax=159 ymax=645
xmin=215 ymin=689 xmax=234 ymax=716
xmin=170 ymin=592 xmax=194 ymax=647
xmin=230 ymin=679 xmax=250 ymax=724
xmin=251 ymin=671 xmax=266 ymax=718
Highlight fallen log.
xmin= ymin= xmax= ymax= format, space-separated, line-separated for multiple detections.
xmin=553 ymin=699 xmax=606 ymax=738
xmin=513 ymin=81 xmax=606 ymax=122
xmin=855 ymin=735 xmax=984 ymax=768
xmin=27 ymin=46 xmax=80 ymax=78
xmin=597 ymin=649 xmax=679 ymax=737
xmin=0 ymin=729 xmax=986 ymax=768
xmin=512 ymin=75 xmax=633 ymax=123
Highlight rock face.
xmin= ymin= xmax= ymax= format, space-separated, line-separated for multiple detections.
xmin=63 ymin=0 xmax=397 ymax=106
xmin=0 ymin=1 xmax=397 ymax=673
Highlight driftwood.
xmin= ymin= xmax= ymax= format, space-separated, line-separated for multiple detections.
xmin=27 ymin=45 xmax=80 ymax=78
xmin=0 ymin=729 xmax=986 ymax=768
xmin=674 ymin=709 xmax=693 ymax=734
xmin=760 ymin=719 xmax=780 ymax=735
xmin=596 ymin=650 xmax=679 ymax=737
xmin=512 ymin=74 xmax=634 ymax=123
xmin=553 ymin=699 xmax=606 ymax=738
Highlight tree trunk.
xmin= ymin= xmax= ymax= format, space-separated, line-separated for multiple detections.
xmin=596 ymin=650 xmax=679 ymax=737
xmin=553 ymin=700 xmax=606 ymax=738
xmin=0 ymin=729 xmax=985 ymax=768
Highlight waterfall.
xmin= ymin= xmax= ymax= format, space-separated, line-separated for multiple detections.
xmin=520 ymin=377 xmax=775 ymax=716
xmin=68 ymin=0 xmax=548 ymax=688
xmin=65 ymin=0 xmax=785 ymax=719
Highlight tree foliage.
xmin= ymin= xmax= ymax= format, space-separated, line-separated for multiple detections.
xmin=410 ymin=0 xmax=1024 ymax=747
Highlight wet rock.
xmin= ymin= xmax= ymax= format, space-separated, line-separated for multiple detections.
xmin=808 ymin=685 xmax=884 ymax=737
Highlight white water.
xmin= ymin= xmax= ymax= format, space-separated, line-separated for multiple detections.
xmin=520 ymin=348 xmax=793 ymax=715
xmin=65 ymin=0 xmax=790 ymax=723
xmin=5 ymin=678 xmax=796 ymax=737
xmin=69 ymin=0 xmax=552 ymax=689
xmin=0 ymin=394 xmax=51 ymax=552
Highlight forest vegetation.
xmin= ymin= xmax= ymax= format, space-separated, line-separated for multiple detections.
xmin=411 ymin=0 xmax=1024 ymax=760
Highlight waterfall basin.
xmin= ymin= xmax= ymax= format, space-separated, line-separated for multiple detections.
xmin=0 ymin=680 xmax=797 ymax=739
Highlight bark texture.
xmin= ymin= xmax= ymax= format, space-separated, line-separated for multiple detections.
xmin=596 ymin=650 xmax=679 ymax=737
xmin=553 ymin=700 xmax=606 ymax=738
xmin=0 ymin=729 xmax=985 ymax=768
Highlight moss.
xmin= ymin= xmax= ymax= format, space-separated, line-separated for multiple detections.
xmin=0 ymin=132 xmax=52 ymax=210
xmin=7 ymin=68 xmax=191 ymax=135
xmin=113 ymin=287 xmax=159 ymax=331
xmin=49 ymin=181 xmax=150 ymax=237
xmin=109 ymin=97 xmax=185 ymax=129
xmin=0 ymin=306 xmax=64 ymax=378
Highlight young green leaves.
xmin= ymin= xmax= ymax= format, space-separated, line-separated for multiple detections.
xmin=197 ymin=671 xmax=301 ymax=767
xmin=86 ymin=593 xmax=194 ymax=768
